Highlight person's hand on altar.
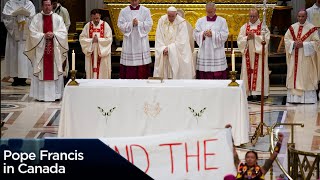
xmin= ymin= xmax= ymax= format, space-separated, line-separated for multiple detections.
xmin=163 ymin=47 xmax=168 ymax=56
xmin=93 ymin=34 xmax=98 ymax=43
xmin=45 ymin=32 xmax=54 ymax=39
xmin=133 ymin=18 xmax=138 ymax=26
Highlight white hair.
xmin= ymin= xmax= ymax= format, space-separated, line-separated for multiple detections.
xmin=206 ymin=2 xmax=216 ymax=9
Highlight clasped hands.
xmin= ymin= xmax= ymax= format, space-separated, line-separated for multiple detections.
xmin=163 ymin=47 xmax=168 ymax=56
xmin=294 ymin=39 xmax=304 ymax=49
xmin=133 ymin=18 xmax=138 ymax=27
xmin=93 ymin=35 xmax=99 ymax=43
xmin=204 ymin=29 xmax=212 ymax=37
xmin=247 ymin=31 xmax=255 ymax=40
xmin=45 ymin=32 xmax=54 ymax=39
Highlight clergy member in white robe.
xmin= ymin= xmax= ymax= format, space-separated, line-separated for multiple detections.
xmin=117 ymin=0 xmax=152 ymax=79
xmin=307 ymin=0 xmax=320 ymax=100
xmin=80 ymin=9 xmax=113 ymax=79
xmin=193 ymin=2 xmax=229 ymax=79
xmin=154 ymin=6 xmax=195 ymax=79
xmin=177 ymin=9 xmax=195 ymax=55
xmin=52 ymin=0 xmax=71 ymax=31
xmin=237 ymin=9 xmax=270 ymax=99
xmin=284 ymin=10 xmax=320 ymax=104
xmin=2 ymin=0 xmax=35 ymax=86
xmin=177 ymin=8 xmax=196 ymax=78
xmin=24 ymin=0 xmax=68 ymax=102
xmin=52 ymin=0 xmax=70 ymax=78
xmin=306 ymin=0 xmax=320 ymax=36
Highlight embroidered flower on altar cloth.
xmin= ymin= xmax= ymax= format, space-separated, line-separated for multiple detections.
xmin=98 ymin=106 xmax=116 ymax=125
xmin=188 ymin=107 xmax=207 ymax=124
xmin=144 ymin=102 xmax=161 ymax=118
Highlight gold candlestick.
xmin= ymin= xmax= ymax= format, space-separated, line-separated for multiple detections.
xmin=68 ymin=70 xmax=79 ymax=86
xmin=228 ymin=71 xmax=239 ymax=87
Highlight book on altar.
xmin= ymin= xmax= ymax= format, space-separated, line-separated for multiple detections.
xmin=11 ymin=7 xmax=31 ymax=17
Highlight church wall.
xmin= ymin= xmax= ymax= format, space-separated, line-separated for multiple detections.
xmin=58 ymin=0 xmax=86 ymax=33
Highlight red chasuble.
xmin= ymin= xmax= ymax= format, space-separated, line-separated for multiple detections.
xmin=43 ymin=14 xmax=54 ymax=80
xmin=288 ymin=25 xmax=317 ymax=89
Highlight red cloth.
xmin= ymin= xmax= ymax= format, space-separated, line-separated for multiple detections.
xmin=224 ymin=174 xmax=236 ymax=180
xmin=120 ymin=64 xmax=150 ymax=79
xmin=130 ymin=5 xmax=140 ymax=10
xmin=207 ymin=15 xmax=217 ymax=22
xmin=196 ymin=70 xmax=227 ymax=79
xmin=43 ymin=14 xmax=54 ymax=80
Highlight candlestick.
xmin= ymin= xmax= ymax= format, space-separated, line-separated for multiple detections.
xmin=231 ymin=50 xmax=235 ymax=72
xmin=228 ymin=71 xmax=239 ymax=87
xmin=68 ymin=70 xmax=79 ymax=86
xmin=72 ymin=50 xmax=75 ymax=70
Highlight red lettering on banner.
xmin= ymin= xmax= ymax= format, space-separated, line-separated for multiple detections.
xmin=130 ymin=144 xmax=150 ymax=173
xmin=159 ymin=143 xmax=183 ymax=174
xmin=185 ymin=141 xmax=200 ymax=172
xmin=114 ymin=146 xmax=120 ymax=153
xmin=204 ymin=139 xmax=218 ymax=170
xmin=114 ymin=145 xmax=131 ymax=162
xmin=114 ymin=138 xmax=221 ymax=174
xmin=126 ymin=145 xmax=130 ymax=163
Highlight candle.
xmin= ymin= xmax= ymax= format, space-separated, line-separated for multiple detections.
xmin=72 ymin=50 xmax=75 ymax=70
xmin=231 ymin=50 xmax=235 ymax=72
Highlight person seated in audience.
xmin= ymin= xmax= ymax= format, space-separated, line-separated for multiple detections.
xmin=226 ymin=124 xmax=284 ymax=180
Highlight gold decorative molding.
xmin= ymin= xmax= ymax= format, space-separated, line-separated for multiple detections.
xmin=76 ymin=22 xmax=86 ymax=31
xmin=105 ymin=3 xmax=276 ymax=41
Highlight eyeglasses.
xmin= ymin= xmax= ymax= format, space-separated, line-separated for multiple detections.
xmin=249 ymin=15 xmax=258 ymax=18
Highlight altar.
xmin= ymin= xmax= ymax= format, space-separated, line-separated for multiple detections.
xmin=58 ymin=79 xmax=249 ymax=146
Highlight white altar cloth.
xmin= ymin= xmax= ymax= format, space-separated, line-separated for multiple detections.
xmin=58 ymin=79 xmax=249 ymax=146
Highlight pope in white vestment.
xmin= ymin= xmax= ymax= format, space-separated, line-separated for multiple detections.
xmin=2 ymin=0 xmax=35 ymax=86
xmin=117 ymin=0 xmax=152 ymax=79
xmin=80 ymin=9 xmax=113 ymax=79
xmin=193 ymin=3 xmax=229 ymax=79
xmin=284 ymin=10 xmax=320 ymax=104
xmin=237 ymin=9 xmax=270 ymax=97
xmin=24 ymin=0 xmax=68 ymax=102
xmin=154 ymin=6 xmax=195 ymax=79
